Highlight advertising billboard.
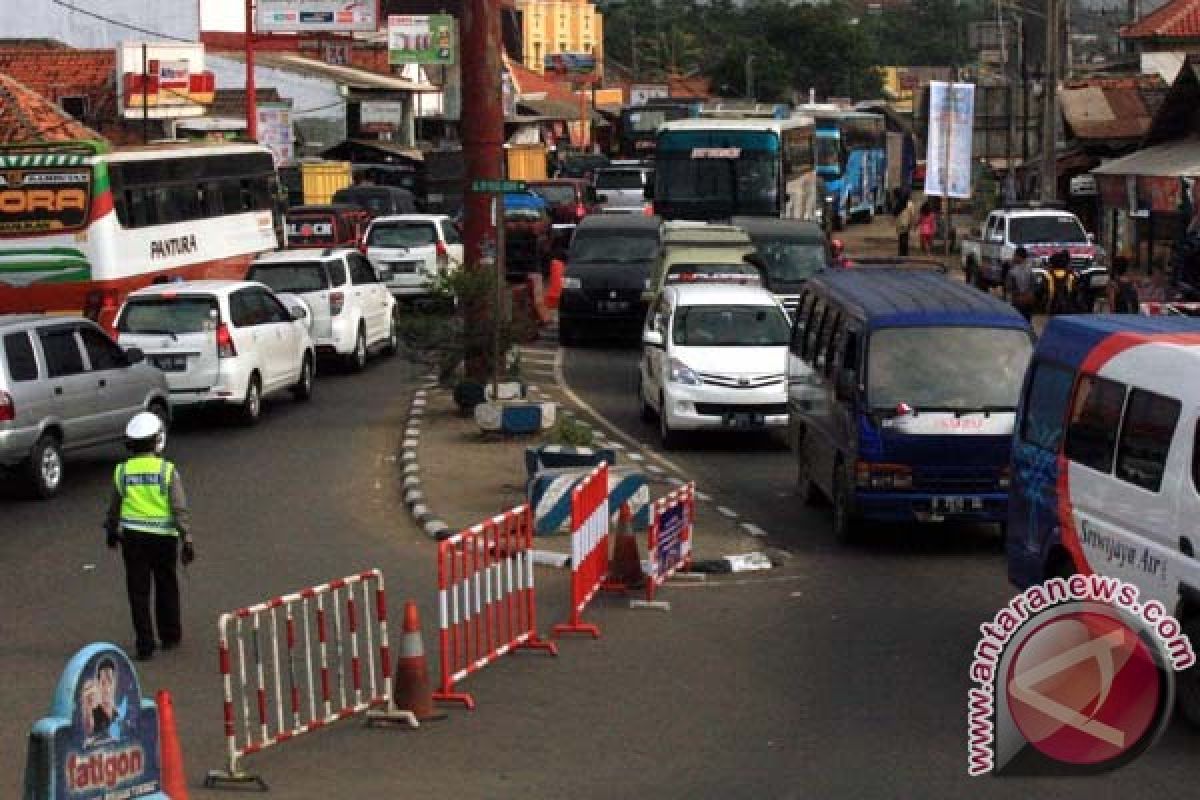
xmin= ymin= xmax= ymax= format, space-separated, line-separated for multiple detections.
xmin=388 ymin=14 xmax=456 ymax=65
xmin=543 ymin=52 xmax=596 ymax=77
xmin=630 ymin=84 xmax=669 ymax=106
xmin=924 ymin=81 xmax=975 ymax=199
xmin=257 ymin=0 xmax=378 ymax=33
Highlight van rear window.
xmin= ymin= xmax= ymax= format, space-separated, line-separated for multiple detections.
xmin=1019 ymin=361 xmax=1075 ymax=451
xmin=247 ymin=262 xmax=329 ymax=293
xmin=118 ymin=296 xmax=218 ymax=335
xmin=367 ymin=223 xmax=437 ymax=248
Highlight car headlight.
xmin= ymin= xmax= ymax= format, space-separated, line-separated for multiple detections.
xmin=668 ymin=357 xmax=702 ymax=386
xmin=562 ymin=276 xmax=581 ymax=290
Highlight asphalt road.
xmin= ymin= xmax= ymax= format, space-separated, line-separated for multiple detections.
xmin=561 ymin=337 xmax=1200 ymax=797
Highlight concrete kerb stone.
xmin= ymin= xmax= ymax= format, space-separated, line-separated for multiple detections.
xmin=404 ymin=489 xmax=425 ymax=507
xmin=403 ymin=475 xmax=421 ymax=490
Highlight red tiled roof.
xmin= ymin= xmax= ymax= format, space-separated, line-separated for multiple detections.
xmin=505 ymin=56 xmax=577 ymax=106
xmin=0 ymin=72 xmax=102 ymax=143
xmin=1122 ymin=0 xmax=1200 ymax=40
xmin=0 ymin=49 xmax=115 ymax=101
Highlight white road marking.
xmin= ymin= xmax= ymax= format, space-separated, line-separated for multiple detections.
xmin=740 ymin=523 xmax=768 ymax=538
xmin=716 ymin=506 xmax=739 ymax=519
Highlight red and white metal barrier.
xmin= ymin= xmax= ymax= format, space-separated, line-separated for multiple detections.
xmin=1141 ymin=301 xmax=1200 ymax=316
xmin=435 ymin=504 xmax=557 ymax=710
xmin=206 ymin=569 xmax=406 ymax=790
xmin=636 ymin=483 xmax=695 ymax=609
xmin=553 ymin=463 xmax=611 ymax=638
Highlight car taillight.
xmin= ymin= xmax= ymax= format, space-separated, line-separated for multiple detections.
xmin=574 ymin=203 xmax=587 ymax=220
xmin=329 ymin=291 xmax=345 ymax=316
xmin=216 ymin=323 xmax=237 ymax=358
xmin=855 ymin=461 xmax=913 ymax=490
xmin=436 ymin=241 xmax=448 ymax=269
xmin=643 ymin=204 xmax=654 ymax=216
xmin=0 ymin=390 xmax=13 ymax=422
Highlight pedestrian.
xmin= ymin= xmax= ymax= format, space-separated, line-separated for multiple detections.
xmin=895 ymin=192 xmax=915 ymax=257
xmin=1006 ymin=246 xmax=1037 ymax=321
xmin=917 ymin=202 xmax=936 ymax=255
xmin=104 ymin=412 xmax=194 ymax=662
xmin=1107 ymin=256 xmax=1140 ymax=313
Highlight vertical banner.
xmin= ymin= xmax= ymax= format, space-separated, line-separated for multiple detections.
xmin=925 ymin=81 xmax=975 ymax=199
xmin=256 ymin=101 xmax=295 ymax=167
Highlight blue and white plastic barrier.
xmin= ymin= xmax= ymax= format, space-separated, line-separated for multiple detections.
xmin=528 ymin=466 xmax=650 ymax=536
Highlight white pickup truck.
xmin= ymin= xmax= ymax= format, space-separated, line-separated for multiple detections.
xmin=960 ymin=206 xmax=1106 ymax=297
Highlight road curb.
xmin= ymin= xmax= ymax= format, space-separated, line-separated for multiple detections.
xmin=397 ymin=379 xmax=456 ymax=541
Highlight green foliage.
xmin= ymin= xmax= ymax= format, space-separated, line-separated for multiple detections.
xmin=394 ymin=267 xmax=537 ymax=385
xmin=547 ymin=415 xmax=595 ymax=448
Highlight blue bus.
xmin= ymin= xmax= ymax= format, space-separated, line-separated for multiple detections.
xmin=651 ymin=116 xmax=819 ymax=222
xmin=808 ymin=111 xmax=887 ymax=231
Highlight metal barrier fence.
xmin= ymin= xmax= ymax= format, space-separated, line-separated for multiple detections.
xmin=637 ymin=483 xmax=695 ymax=609
xmin=435 ymin=505 xmax=557 ymax=710
xmin=206 ymin=569 xmax=401 ymax=790
xmin=553 ymin=463 xmax=610 ymax=638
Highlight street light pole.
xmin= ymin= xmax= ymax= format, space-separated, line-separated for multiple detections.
xmin=245 ymin=0 xmax=258 ymax=141
xmin=1041 ymin=0 xmax=1060 ymax=203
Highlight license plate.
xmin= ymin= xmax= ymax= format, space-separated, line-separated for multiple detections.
xmin=724 ymin=412 xmax=764 ymax=428
xmin=152 ymin=355 xmax=186 ymax=371
xmin=931 ymin=496 xmax=983 ymax=514
xmin=598 ymin=300 xmax=630 ymax=312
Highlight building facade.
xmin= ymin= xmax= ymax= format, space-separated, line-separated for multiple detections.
xmin=513 ymin=0 xmax=603 ymax=74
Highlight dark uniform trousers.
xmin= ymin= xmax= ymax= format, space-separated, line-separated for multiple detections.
xmin=121 ymin=530 xmax=181 ymax=654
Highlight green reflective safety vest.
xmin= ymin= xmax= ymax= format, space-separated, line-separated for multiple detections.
xmin=114 ymin=455 xmax=178 ymax=536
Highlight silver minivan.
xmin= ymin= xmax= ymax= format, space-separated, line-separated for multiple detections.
xmin=0 ymin=314 xmax=170 ymax=498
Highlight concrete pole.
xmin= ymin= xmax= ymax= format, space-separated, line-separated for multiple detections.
xmin=461 ymin=0 xmax=505 ymax=382
xmin=1041 ymin=0 xmax=1060 ymax=203
xmin=245 ymin=0 xmax=257 ymax=141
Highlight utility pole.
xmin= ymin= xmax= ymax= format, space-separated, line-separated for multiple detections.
xmin=245 ymin=0 xmax=257 ymax=141
xmin=461 ymin=0 xmax=505 ymax=382
xmin=1041 ymin=0 xmax=1060 ymax=203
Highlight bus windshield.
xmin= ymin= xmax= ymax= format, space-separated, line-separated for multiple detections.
xmin=0 ymin=165 xmax=92 ymax=235
xmin=867 ymin=327 xmax=1033 ymax=412
xmin=655 ymin=134 xmax=781 ymax=218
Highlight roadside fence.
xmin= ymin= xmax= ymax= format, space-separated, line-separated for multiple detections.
xmin=553 ymin=463 xmax=611 ymax=638
xmin=206 ymin=569 xmax=404 ymax=790
xmin=434 ymin=504 xmax=557 ymax=710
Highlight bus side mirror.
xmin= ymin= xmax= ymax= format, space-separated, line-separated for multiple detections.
xmin=835 ymin=369 xmax=857 ymax=402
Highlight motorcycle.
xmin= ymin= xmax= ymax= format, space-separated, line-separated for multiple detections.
xmin=1033 ymin=252 xmax=1103 ymax=314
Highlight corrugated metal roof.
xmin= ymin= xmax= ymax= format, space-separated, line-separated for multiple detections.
xmin=1060 ymin=84 xmax=1153 ymax=140
xmin=1091 ymin=136 xmax=1200 ymax=177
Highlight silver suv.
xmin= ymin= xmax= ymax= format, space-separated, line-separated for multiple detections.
xmin=0 ymin=315 xmax=169 ymax=499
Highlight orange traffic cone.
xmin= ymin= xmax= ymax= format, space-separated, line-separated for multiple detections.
xmin=392 ymin=601 xmax=446 ymax=721
xmin=605 ymin=503 xmax=646 ymax=592
xmin=157 ymin=689 xmax=188 ymax=800
xmin=546 ymin=259 xmax=566 ymax=310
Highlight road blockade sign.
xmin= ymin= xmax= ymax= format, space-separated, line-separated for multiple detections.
xmin=434 ymin=504 xmax=557 ymax=709
xmin=639 ymin=483 xmax=695 ymax=608
xmin=24 ymin=642 xmax=168 ymax=800
xmin=206 ymin=569 xmax=407 ymax=791
xmin=529 ymin=465 xmax=649 ymax=536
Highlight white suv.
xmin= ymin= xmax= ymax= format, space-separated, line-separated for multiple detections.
xmin=115 ymin=281 xmax=316 ymax=425
xmin=363 ymin=214 xmax=464 ymax=301
xmin=247 ymin=248 xmax=398 ymax=371
xmin=639 ymin=283 xmax=791 ymax=448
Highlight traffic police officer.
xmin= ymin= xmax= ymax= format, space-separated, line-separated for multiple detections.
xmin=104 ymin=411 xmax=194 ymax=661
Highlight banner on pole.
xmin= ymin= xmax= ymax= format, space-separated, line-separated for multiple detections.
xmin=257 ymin=0 xmax=378 ymax=33
xmin=388 ymin=15 xmax=456 ymax=65
xmin=924 ymin=81 xmax=975 ymax=199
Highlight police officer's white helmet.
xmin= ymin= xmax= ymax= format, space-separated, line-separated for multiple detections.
xmin=125 ymin=411 xmax=166 ymax=454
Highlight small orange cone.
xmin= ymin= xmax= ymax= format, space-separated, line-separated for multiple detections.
xmin=157 ymin=689 xmax=188 ymax=800
xmin=605 ymin=503 xmax=646 ymax=592
xmin=392 ymin=601 xmax=446 ymax=721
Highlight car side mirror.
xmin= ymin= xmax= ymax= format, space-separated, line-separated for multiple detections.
xmin=642 ymin=329 xmax=664 ymax=348
xmin=124 ymin=346 xmax=145 ymax=365
xmin=835 ymin=369 xmax=857 ymax=402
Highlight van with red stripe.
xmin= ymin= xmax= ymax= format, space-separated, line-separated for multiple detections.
xmin=1007 ymin=315 xmax=1200 ymax=718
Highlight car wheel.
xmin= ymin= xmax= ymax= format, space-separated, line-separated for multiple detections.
xmin=239 ymin=374 xmax=262 ymax=426
xmin=292 ymin=353 xmax=314 ymax=401
xmin=347 ymin=326 xmax=367 ymax=372
xmin=26 ymin=433 xmax=63 ymax=500
xmin=638 ymin=375 xmax=655 ymax=423
xmin=795 ymin=433 xmax=818 ymax=505
xmin=1177 ymin=617 xmax=1200 ymax=728
xmin=658 ymin=394 xmax=679 ymax=449
xmin=832 ymin=463 xmax=859 ymax=544
xmin=384 ymin=312 xmax=400 ymax=356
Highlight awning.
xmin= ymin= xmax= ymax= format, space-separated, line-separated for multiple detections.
xmin=1091 ymin=136 xmax=1200 ymax=178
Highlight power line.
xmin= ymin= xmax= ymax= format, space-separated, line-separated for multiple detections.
xmin=50 ymin=0 xmax=194 ymax=43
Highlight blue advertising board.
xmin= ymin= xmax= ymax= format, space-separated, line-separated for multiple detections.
xmin=24 ymin=643 xmax=166 ymax=800
xmin=655 ymin=502 xmax=687 ymax=576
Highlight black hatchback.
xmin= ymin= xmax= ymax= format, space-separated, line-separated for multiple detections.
xmin=559 ymin=214 xmax=661 ymax=345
